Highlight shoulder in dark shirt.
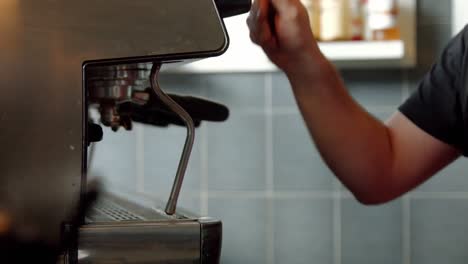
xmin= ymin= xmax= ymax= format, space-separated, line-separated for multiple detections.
xmin=399 ymin=25 xmax=468 ymax=155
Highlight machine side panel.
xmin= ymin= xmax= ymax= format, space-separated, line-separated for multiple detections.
xmin=0 ymin=0 xmax=227 ymax=244
xmin=79 ymin=222 xmax=201 ymax=263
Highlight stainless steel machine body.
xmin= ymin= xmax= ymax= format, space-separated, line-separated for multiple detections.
xmin=78 ymin=195 xmax=222 ymax=264
xmin=80 ymin=61 xmax=220 ymax=263
xmin=0 ymin=0 xmax=229 ymax=246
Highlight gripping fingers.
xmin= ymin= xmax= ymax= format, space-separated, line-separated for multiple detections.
xmin=247 ymin=0 xmax=274 ymax=46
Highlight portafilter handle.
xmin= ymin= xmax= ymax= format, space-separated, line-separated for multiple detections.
xmin=149 ymin=64 xmax=195 ymax=216
xmin=215 ymin=0 xmax=252 ymax=18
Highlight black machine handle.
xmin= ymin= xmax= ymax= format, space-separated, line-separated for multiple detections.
xmin=215 ymin=0 xmax=252 ymax=18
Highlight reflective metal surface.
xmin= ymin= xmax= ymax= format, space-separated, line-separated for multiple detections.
xmin=149 ymin=64 xmax=195 ymax=215
xmin=0 ymin=0 xmax=227 ymax=245
xmin=79 ymin=221 xmax=201 ymax=264
xmin=76 ymin=194 xmax=222 ymax=264
xmin=87 ymin=64 xmax=152 ymax=130
xmin=87 ymin=63 xmax=197 ymax=214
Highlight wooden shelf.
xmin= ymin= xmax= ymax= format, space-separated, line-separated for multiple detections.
xmin=164 ymin=0 xmax=416 ymax=73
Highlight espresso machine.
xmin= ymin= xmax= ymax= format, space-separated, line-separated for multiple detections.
xmin=0 ymin=0 xmax=251 ymax=263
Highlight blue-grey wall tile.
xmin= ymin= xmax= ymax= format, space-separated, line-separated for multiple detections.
xmin=177 ymin=193 xmax=201 ymax=215
xmin=208 ymin=197 xmax=268 ymax=264
xmin=142 ymin=125 xmax=202 ymax=203
xmin=207 ymin=111 xmax=266 ymax=191
xmin=274 ymin=198 xmax=334 ymax=264
xmin=87 ymin=3 xmax=461 ymax=263
xmin=370 ymin=111 xmax=394 ymax=122
xmin=90 ymin=126 xmax=137 ymax=191
xmin=418 ymin=24 xmax=452 ymax=69
xmin=341 ymin=199 xmax=402 ymax=264
xmin=411 ymin=198 xmax=468 ymax=264
xmin=272 ymin=72 xmax=297 ymax=108
xmin=417 ymin=0 xmax=452 ymax=26
xmin=341 ymin=70 xmax=403 ymax=108
xmin=204 ymin=73 xmax=266 ymax=109
xmin=158 ymin=73 xmax=206 ymax=96
xmin=407 ymin=70 xmax=424 ymax=96
xmin=415 ymin=159 xmax=468 ymax=192
xmin=273 ymin=114 xmax=334 ymax=191
xmin=272 ymin=65 xmax=403 ymax=111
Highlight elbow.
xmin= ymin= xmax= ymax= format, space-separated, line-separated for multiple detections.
xmin=353 ymin=192 xmax=393 ymax=206
xmin=349 ymin=183 xmax=400 ymax=206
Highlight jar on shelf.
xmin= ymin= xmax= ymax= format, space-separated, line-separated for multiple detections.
xmin=361 ymin=0 xmax=372 ymax=40
xmin=319 ymin=0 xmax=350 ymax=41
xmin=349 ymin=0 xmax=364 ymax=41
xmin=367 ymin=0 xmax=400 ymax=41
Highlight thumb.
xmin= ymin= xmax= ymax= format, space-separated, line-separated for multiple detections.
xmin=271 ymin=0 xmax=298 ymax=16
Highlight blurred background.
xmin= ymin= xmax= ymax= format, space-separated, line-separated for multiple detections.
xmin=89 ymin=0 xmax=466 ymax=263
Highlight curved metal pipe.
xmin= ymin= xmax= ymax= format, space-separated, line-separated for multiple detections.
xmin=149 ymin=63 xmax=195 ymax=215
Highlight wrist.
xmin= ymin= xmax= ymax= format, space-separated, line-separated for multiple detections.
xmin=284 ymin=50 xmax=336 ymax=89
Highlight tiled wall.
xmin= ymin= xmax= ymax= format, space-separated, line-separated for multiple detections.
xmin=89 ymin=1 xmax=466 ymax=263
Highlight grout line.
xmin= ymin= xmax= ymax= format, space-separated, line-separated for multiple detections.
xmin=272 ymin=105 xmax=398 ymax=115
xmin=266 ymin=73 xmax=274 ymax=191
xmin=402 ymin=70 xmax=411 ymax=264
xmin=365 ymin=106 xmax=400 ymax=114
xmin=271 ymin=107 xmax=300 ymax=115
xmin=410 ymin=192 xmax=468 ymax=199
xmin=110 ymin=182 xmax=349 ymax=202
xmin=403 ymin=195 xmax=411 ymax=264
xmin=333 ymin=180 xmax=342 ymax=264
xmin=339 ymin=191 xmax=355 ymax=199
xmin=112 ymin=184 xmax=468 ymax=203
xmin=228 ymin=107 xmax=266 ymax=114
xmin=136 ymin=125 xmax=145 ymax=193
xmin=200 ymin=122 xmax=209 ymax=216
xmin=265 ymin=73 xmax=275 ymax=264
xmin=182 ymin=189 xmax=468 ymax=200
xmin=402 ymin=70 xmax=411 ymax=100
xmin=205 ymin=190 xmax=338 ymax=199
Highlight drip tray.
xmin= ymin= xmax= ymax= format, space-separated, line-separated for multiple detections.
xmin=85 ymin=193 xmax=193 ymax=223
xmin=78 ymin=194 xmax=222 ymax=264
xmin=88 ymin=200 xmax=145 ymax=222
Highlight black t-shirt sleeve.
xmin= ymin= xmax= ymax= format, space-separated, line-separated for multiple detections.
xmin=399 ymin=26 xmax=468 ymax=154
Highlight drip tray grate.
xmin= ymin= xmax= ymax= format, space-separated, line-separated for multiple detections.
xmin=88 ymin=199 xmax=145 ymax=222
xmin=85 ymin=193 xmax=188 ymax=223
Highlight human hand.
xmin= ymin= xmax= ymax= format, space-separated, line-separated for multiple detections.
xmin=247 ymin=0 xmax=324 ymax=75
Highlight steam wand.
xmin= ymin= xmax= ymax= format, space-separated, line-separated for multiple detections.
xmin=149 ymin=63 xmax=195 ymax=215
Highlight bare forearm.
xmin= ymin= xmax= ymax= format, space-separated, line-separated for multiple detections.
xmin=248 ymin=0 xmax=460 ymax=205
xmin=285 ymin=57 xmax=396 ymax=204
